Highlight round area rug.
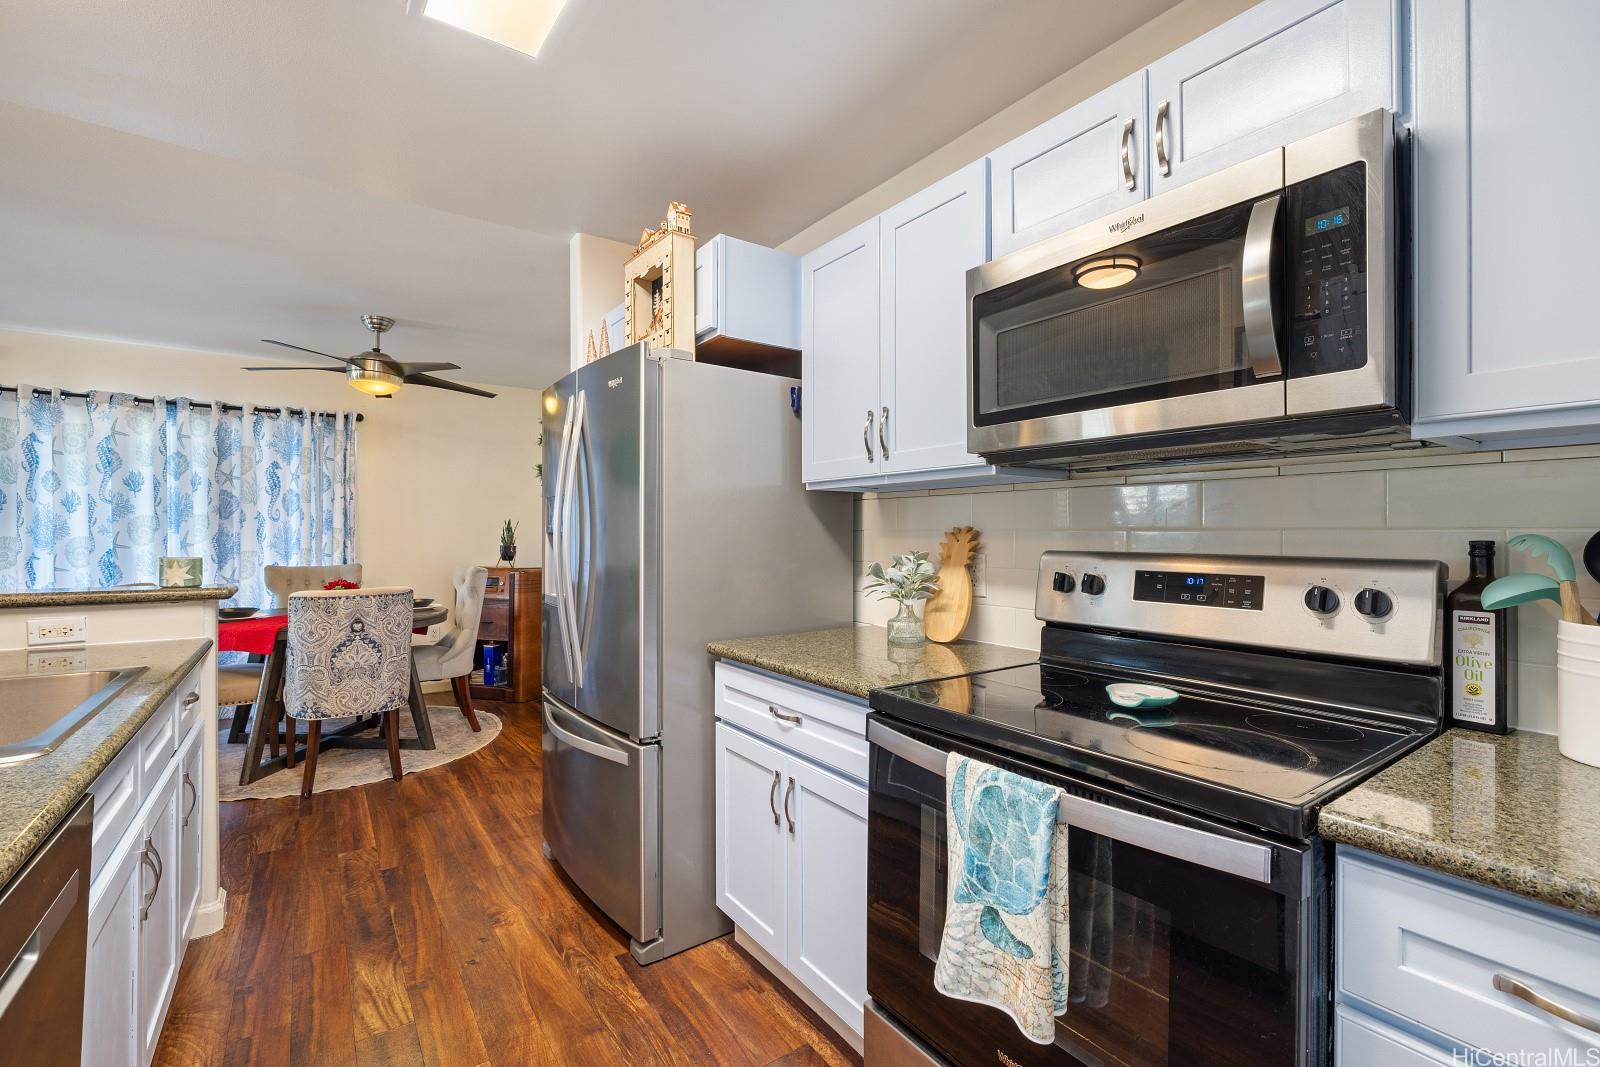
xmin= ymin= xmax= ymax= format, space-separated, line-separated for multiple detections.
xmin=219 ymin=707 xmax=501 ymax=801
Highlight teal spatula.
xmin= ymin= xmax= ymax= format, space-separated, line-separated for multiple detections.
xmin=1508 ymin=534 xmax=1595 ymax=625
xmin=1480 ymin=573 xmax=1562 ymax=614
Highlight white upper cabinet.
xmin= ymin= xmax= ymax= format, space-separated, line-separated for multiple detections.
xmin=802 ymin=220 xmax=882 ymax=484
xmin=989 ymin=73 xmax=1148 ymax=257
xmin=604 ymin=302 xmax=627 ymax=354
xmin=1411 ymin=0 xmax=1600 ymax=445
xmin=880 ymin=159 xmax=990 ymax=475
xmin=1147 ymin=0 xmax=1397 ymax=194
xmin=696 ymin=235 xmax=800 ymax=352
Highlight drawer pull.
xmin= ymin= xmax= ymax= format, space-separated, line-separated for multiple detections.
xmin=1493 ymin=973 xmax=1600 ymax=1035
xmin=182 ymin=691 xmax=200 ymax=707
xmin=768 ymin=705 xmax=802 ymax=726
xmin=769 ymin=770 xmax=781 ymax=828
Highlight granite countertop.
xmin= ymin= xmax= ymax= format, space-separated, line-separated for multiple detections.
xmin=708 ymin=625 xmax=1037 ymax=699
xmin=1320 ymin=729 xmax=1600 ymax=916
xmin=0 ymin=638 xmax=212 ymax=889
xmin=0 ymin=586 xmax=237 ymax=608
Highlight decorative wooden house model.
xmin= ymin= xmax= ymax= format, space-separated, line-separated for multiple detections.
xmin=624 ymin=202 xmax=696 ymax=353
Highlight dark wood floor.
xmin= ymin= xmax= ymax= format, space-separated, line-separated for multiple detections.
xmin=155 ymin=699 xmax=862 ymax=1067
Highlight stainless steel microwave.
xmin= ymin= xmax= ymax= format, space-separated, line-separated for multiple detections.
xmin=968 ymin=109 xmax=1406 ymax=469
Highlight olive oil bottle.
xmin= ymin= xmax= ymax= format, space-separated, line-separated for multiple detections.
xmin=1448 ymin=540 xmax=1515 ymax=733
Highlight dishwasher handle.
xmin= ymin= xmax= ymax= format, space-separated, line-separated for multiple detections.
xmin=0 ymin=871 xmax=78 ymax=1018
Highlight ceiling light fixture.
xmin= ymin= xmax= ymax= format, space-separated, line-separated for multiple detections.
xmin=1073 ymin=254 xmax=1142 ymax=290
xmin=346 ymin=361 xmax=404 ymax=397
xmin=414 ymin=0 xmax=570 ymax=58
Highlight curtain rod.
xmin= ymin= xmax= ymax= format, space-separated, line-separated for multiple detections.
xmin=0 ymin=385 xmax=364 ymax=422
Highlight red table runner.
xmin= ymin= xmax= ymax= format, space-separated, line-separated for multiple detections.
xmin=218 ymin=614 xmax=288 ymax=655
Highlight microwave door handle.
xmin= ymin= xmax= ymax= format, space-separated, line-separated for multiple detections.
xmin=867 ymin=720 xmax=1274 ymax=885
xmin=1241 ymin=193 xmax=1284 ymax=380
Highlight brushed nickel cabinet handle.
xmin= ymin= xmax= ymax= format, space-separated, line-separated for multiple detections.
xmin=880 ymin=406 xmax=890 ymax=461
xmin=1494 ymin=973 xmax=1600 ymax=1035
xmin=182 ymin=691 xmax=200 ymax=707
xmin=1155 ymin=100 xmax=1172 ymax=176
xmin=182 ymin=772 xmax=198 ymax=829
xmin=139 ymin=836 xmax=163 ymax=922
xmin=769 ymin=769 xmax=781 ymax=827
xmin=784 ymin=776 xmax=795 ymax=835
xmin=1120 ymin=116 xmax=1136 ymax=190
xmin=768 ymin=705 xmax=802 ymax=726
xmin=863 ymin=409 xmax=875 ymax=462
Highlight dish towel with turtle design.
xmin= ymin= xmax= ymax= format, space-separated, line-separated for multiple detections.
xmin=933 ymin=751 xmax=1070 ymax=1044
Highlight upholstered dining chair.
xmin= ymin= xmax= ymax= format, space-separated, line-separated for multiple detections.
xmin=219 ymin=663 xmax=265 ymax=744
xmin=411 ymin=565 xmax=488 ymax=732
xmin=264 ymin=563 xmax=364 ymax=609
xmin=284 ymin=586 xmax=413 ymax=797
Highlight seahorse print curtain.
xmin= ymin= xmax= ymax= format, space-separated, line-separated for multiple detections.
xmin=0 ymin=387 xmax=359 ymax=604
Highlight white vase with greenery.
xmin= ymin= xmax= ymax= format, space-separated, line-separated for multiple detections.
xmin=865 ymin=551 xmax=940 ymax=647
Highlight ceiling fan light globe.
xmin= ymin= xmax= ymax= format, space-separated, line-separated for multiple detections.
xmin=347 ymin=365 xmax=403 ymax=396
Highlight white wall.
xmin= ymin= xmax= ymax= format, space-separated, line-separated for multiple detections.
xmin=0 ymin=328 xmax=543 ymax=605
xmin=569 ymin=232 xmax=633 ymax=371
xmin=778 ymin=0 xmax=1257 ymax=256
xmin=855 ymin=448 xmax=1600 ymax=734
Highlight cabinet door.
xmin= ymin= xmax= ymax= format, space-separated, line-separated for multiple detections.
xmin=177 ymin=728 xmax=203 ymax=942
xmin=694 ymin=238 xmax=719 ymax=340
xmin=1147 ymin=0 xmax=1395 ymax=194
xmin=989 ymin=72 xmax=1147 ymax=257
xmin=137 ymin=763 xmax=181 ymax=1067
xmin=83 ymin=838 xmax=141 ymax=1067
xmin=784 ymin=758 xmax=868 ymax=1035
xmin=879 ymin=159 xmax=990 ymax=476
xmin=604 ymin=303 xmax=627 ymax=354
xmin=1411 ymin=0 xmax=1600 ymax=440
xmin=801 ymin=219 xmax=881 ymax=484
xmin=714 ymin=724 xmax=788 ymax=962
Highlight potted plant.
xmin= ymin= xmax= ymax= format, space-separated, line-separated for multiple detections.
xmin=864 ymin=551 xmax=940 ymax=647
xmin=500 ymin=519 xmax=518 ymax=565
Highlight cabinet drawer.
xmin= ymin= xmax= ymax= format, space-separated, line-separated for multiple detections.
xmin=1336 ymin=1008 xmax=1454 ymax=1066
xmin=135 ymin=697 xmax=178 ymax=794
xmin=174 ymin=667 xmax=204 ymax=739
xmin=477 ymin=613 xmax=511 ymax=642
xmin=715 ymin=663 xmax=867 ymax=783
xmin=86 ymin=739 xmax=140 ymax=885
xmin=1337 ymin=850 xmax=1600 ymax=1056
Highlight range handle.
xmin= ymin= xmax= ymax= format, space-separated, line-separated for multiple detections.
xmin=868 ymin=720 xmax=1274 ymax=884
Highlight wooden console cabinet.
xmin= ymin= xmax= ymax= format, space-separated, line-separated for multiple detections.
xmin=471 ymin=567 xmax=542 ymax=704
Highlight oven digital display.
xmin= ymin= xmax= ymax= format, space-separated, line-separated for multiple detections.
xmin=1133 ymin=570 xmax=1265 ymax=610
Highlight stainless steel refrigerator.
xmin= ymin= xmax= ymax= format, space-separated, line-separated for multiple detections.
xmin=540 ymin=343 xmax=853 ymax=963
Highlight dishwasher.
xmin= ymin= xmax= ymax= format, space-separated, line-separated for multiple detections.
xmin=0 ymin=797 xmax=90 ymax=1067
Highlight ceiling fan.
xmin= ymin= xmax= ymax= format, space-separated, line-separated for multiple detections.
xmin=246 ymin=315 xmax=497 ymax=399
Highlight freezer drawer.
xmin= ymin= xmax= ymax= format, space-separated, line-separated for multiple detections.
xmin=541 ymin=698 xmax=661 ymax=943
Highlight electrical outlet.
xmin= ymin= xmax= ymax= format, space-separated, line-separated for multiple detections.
xmin=28 ymin=650 xmax=86 ymax=673
xmin=972 ymin=552 xmax=989 ymax=598
xmin=27 ymin=615 xmax=86 ymax=647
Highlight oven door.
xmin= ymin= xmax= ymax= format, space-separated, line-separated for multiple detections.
xmin=967 ymin=148 xmax=1288 ymax=459
xmin=866 ymin=718 xmax=1325 ymax=1067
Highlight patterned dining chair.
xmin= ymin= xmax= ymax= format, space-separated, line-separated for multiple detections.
xmin=264 ymin=563 xmax=364 ymax=610
xmin=411 ymin=565 xmax=488 ymax=732
xmin=285 ymin=586 xmax=413 ymax=797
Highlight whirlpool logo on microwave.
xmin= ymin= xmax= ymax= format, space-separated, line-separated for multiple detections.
xmin=1108 ymin=212 xmax=1145 ymax=235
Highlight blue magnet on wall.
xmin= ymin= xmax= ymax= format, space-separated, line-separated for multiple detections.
xmin=789 ymin=386 xmax=801 ymax=416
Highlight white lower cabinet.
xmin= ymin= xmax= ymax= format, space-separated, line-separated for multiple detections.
xmin=714 ymin=703 xmax=868 ymax=1037
xmin=83 ymin=666 xmax=208 ymax=1067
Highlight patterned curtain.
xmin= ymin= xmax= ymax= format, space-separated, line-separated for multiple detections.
xmin=0 ymin=386 xmax=358 ymax=604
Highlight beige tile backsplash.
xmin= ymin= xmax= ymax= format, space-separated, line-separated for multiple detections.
xmin=853 ymin=446 xmax=1600 ymax=734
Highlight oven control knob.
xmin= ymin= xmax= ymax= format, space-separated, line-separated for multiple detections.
xmin=1051 ymin=571 xmax=1076 ymax=594
xmin=1354 ymin=588 xmax=1394 ymax=620
xmin=1079 ymin=573 xmax=1106 ymax=596
xmin=1303 ymin=585 xmax=1340 ymax=615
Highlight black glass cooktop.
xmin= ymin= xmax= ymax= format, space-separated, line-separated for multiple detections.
xmin=871 ymin=661 xmax=1435 ymax=839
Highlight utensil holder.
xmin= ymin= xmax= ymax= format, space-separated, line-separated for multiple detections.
xmin=1556 ymin=621 xmax=1600 ymax=768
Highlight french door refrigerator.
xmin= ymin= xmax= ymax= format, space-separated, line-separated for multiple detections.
xmin=541 ymin=343 xmax=853 ymax=963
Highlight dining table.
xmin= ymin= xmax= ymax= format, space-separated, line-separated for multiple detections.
xmin=222 ymin=600 xmax=451 ymax=785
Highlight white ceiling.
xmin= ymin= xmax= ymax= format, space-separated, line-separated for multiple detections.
xmin=0 ymin=0 xmax=1178 ymax=388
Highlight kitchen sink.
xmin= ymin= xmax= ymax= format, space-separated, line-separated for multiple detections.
xmin=0 ymin=667 xmax=148 ymax=766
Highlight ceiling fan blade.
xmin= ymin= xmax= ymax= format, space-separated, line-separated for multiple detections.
xmin=243 ymin=365 xmax=346 ymax=372
xmin=260 ymin=339 xmax=352 ymax=363
xmin=394 ymin=361 xmax=461 ymax=375
xmin=404 ymin=373 xmax=498 ymax=399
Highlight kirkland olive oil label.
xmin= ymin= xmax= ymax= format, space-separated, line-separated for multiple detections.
xmin=1452 ymin=611 xmax=1497 ymax=725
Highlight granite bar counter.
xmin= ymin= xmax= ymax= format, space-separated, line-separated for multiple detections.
xmin=0 ymin=585 xmax=236 ymax=609
xmin=707 ymin=625 xmax=1036 ymax=700
xmin=1320 ymin=729 xmax=1600 ymax=917
xmin=0 ymin=637 xmax=212 ymax=888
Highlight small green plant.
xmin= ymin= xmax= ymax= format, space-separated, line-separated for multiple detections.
xmin=864 ymin=551 xmax=939 ymax=605
xmin=501 ymin=519 xmax=518 ymax=547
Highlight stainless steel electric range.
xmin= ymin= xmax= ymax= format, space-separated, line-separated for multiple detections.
xmin=863 ymin=552 xmax=1448 ymax=1067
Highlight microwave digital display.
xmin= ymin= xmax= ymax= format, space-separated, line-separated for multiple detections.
xmin=1133 ymin=570 xmax=1265 ymax=610
xmin=1304 ymin=206 xmax=1351 ymax=236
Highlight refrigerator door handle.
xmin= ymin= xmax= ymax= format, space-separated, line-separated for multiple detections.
xmin=566 ymin=390 xmax=589 ymax=687
xmin=552 ymin=401 xmax=579 ymax=681
xmin=544 ymin=702 xmax=629 ymax=766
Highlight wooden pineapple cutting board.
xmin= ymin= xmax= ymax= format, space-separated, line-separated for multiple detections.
xmin=924 ymin=527 xmax=979 ymax=644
